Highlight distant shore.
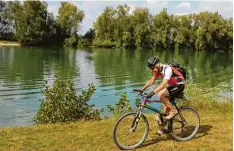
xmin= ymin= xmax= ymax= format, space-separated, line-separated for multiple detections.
xmin=0 ymin=40 xmax=22 ymax=47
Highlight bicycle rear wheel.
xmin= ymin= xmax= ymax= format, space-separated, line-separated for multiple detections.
xmin=170 ymin=106 xmax=200 ymax=141
xmin=113 ymin=112 xmax=149 ymax=150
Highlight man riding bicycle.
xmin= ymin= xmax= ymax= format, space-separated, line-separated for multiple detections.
xmin=139 ymin=56 xmax=185 ymax=135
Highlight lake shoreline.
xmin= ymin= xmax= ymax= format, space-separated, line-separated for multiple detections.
xmin=0 ymin=46 xmax=232 ymax=129
xmin=0 ymin=40 xmax=22 ymax=47
xmin=0 ymin=107 xmax=232 ymax=151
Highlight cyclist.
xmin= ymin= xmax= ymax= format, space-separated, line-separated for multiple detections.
xmin=139 ymin=56 xmax=185 ymax=135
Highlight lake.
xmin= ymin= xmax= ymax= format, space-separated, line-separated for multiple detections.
xmin=0 ymin=46 xmax=232 ymax=127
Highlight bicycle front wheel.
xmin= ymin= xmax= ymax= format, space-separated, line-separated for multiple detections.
xmin=170 ymin=106 xmax=200 ymax=141
xmin=113 ymin=112 xmax=149 ymax=150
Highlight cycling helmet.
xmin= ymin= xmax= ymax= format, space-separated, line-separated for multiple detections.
xmin=147 ymin=56 xmax=160 ymax=69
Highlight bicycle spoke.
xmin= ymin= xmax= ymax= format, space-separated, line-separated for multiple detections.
xmin=113 ymin=112 xmax=149 ymax=150
xmin=171 ymin=107 xmax=200 ymax=141
xmin=116 ymin=116 xmax=145 ymax=144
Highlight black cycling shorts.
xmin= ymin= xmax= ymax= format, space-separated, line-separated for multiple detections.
xmin=167 ymin=84 xmax=185 ymax=97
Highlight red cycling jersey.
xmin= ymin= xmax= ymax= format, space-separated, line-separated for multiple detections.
xmin=154 ymin=64 xmax=184 ymax=86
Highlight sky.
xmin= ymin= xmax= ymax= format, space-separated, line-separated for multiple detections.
xmin=46 ymin=1 xmax=233 ymax=35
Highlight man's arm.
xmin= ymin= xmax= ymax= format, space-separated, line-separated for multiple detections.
xmin=152 ymin=79 xmax=169 ymax=94
xmin=142 ymin=76 xmax=157 ymax=91
xmin=152 ymin=66 xmax=172 ymax=94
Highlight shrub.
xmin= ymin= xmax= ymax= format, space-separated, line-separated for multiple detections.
xmin=34 ymin=76 xmax=103 ymax=124
xmin=135 ymin=97 xmax=141 ymax=108
xmin=92 ymin=38 xmax=116 ymax=48
xmin=78 ymin=38 xmax=91 ymax=47
xmin=107 ymin=92 xmax=132 ymax=117
xmin=64 ymin=35 xmax=77 ymax=47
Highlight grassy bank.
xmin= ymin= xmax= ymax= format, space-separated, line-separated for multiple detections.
xmin=0 ymin=103 xmax=232 ymax=151
xmin=0 ymin=40 xmax=22 ymax=47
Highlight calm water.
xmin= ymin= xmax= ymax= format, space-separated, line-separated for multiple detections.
xmin=0 ymin=47 xmax=232 ymax=127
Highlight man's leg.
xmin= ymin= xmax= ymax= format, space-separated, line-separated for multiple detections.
xmin=155 ymin=88 xmax=177 ymax=135
xmin=157 ymin=88 xmax=175 ymax=111
xmin=162 ymin=104 xmax=170 ymax=114
xmin=157 ymin=88 xmax=178 ymax=120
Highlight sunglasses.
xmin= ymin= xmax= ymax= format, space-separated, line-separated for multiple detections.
xmin=149 ymin=66 xmax=155 ymax=70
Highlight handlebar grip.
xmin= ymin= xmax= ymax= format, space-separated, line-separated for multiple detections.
xmin=133 ymin=89 xmax=148 ymax=96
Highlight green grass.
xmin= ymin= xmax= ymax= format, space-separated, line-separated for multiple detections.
xmin=0 ymin=84 xmax=232 ymax=151
xmin=0 ymin=102 xmax=232 ymax=151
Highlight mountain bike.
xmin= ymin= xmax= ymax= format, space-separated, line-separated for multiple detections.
xmin=113 ymin=89 xmax=200 ymax=150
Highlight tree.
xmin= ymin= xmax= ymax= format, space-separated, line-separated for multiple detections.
xmin=152 ymin=8 xmax=171 ymax=48
xmin=78 ymin=28 xmax=95 ymax=47
xmin=114 ymin=4 xmax=131 ymax=47
xmin=57 ymin=2 xmax=84 ymax=37
xmin=42 ymin=12 xmax=58 ymax=44
xmin=93 ymin=6 xmax=116 ymax=41
xmin=195 ymin=12 xmax=232 ymax=51
xmin=174 ymin=15 xmax=195 ymax=48
xmin=0 ymin=1 xmax=14 ymax=40
xmin=84 ymin=28 xmax=95 ymax=40
xmin=131 ymin=7 xmax=153 ymax=48
xmin=8 ymin=1 xmax=48 ymax=45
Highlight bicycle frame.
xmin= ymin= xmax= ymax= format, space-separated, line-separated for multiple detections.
xmin=133 ymin=89 xmax=184 ymax=123
xmin=136 ymin=93 xmax=183 ymax=129
xmin=139 ymin=95 xmax=169 ymax=117
xmin=113 ymin=91 xmax=200 ymax=149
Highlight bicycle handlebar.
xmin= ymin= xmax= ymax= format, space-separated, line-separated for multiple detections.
xmin=132 ymin=89 xmax=148 ymax=96
xmin=132 ymin=89 xmax=162 ymax=104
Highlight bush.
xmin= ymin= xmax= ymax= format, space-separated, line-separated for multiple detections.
xmin=77 ymin=38 xmax=92 ymax=47
xmin=34 ymin=76 xmax=103 ymax=124
xmin=64 ymin=36 xmax=77 ymax=47
xmin=135 ymin=97 xmax=141 ymax=108
xmin=107 ymin=92 xmax=132 ymax=117
xmin=92 ymin=38 xmax=116 ymax=48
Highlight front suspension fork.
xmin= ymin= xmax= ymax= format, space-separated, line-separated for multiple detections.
xmin=130 ymin=108 xmax=143 ymax=132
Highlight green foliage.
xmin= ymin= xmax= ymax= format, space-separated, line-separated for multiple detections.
xmin=78 ymin=28 xmax=95 ymax=47
xmin=178 ymin=84 xmax=233 ymax=113
xmin=152 ymin=8 xmax=170 ymax=48
xmin=92 ymin=38 xmax=116 ymax=48
xmin=34 ymin=76 xmax=103 ymax=124
xmin=64 ymin=35 xmax=77 ymax=47
xmin=5 ymin=1 xmax=84 ymax=45
xmin=57 ymin=2 xmax=84 ymax=37
xmin=0 ymin=1 xmax=14 ymax=40
xmin=114 ymin=4 xmax=131 ymax=47
xmin=135 ymin=97 xmax=142 ymax=108
xmin=1 ymin=2 xmax=233 ymax=51
xmin=107 ymin=92 xmax=132 ymax=117
xmin=93 ymin=6 xmax=116 ymax=41
xmin=78 ymin=38 xmax=90 ymax=47
xmin=122 ymin=31 xmax=134 ymax=48
xmin=93 ymin=5 xmax=232 ymax=51
xmin=8 ymin=1 xmax=48 ymax=45
xmin=194 ymin=12 xmax=233 ymax=51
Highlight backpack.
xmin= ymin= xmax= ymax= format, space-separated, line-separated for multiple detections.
xmin=168 ymin=63 xmax=187 ymax=81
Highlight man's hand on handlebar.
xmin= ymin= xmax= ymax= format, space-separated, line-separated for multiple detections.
xmin=133 ymin=89 xmax=147 ymax=96
xmin=138 ymin=89 xmax=144 ymax=94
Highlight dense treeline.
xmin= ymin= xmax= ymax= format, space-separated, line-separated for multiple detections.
xmin=0 ymin=1 xmax=84 ymax=46
xmin=91 ymin=5 xmax=233 ymax=51
xmin=0 ymin=1 xmax=233 ymax=51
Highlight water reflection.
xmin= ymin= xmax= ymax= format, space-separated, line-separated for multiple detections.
xmin=92 ymin=48 xmax=232 ymax=87
xmin=0 ymin=46 xmax=232 ymax=127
